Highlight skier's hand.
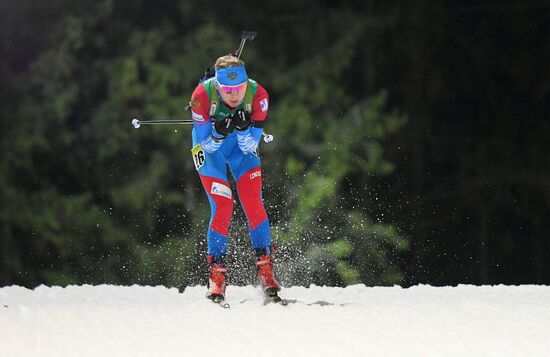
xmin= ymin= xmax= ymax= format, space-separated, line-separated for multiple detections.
xmin=233 ymin=109 xmax=251 ymax=131
xmin=214 ymin=116 xmax=235 ymax=137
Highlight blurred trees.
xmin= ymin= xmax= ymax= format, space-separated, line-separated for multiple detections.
xmin=1 ymin=0 xmax=549 ymax=287
xmin=363 ymin=1 xmax=550 ymax=285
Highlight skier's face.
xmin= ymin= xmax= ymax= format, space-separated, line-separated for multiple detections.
xmin=217 ymin=82 xmax=247 ymax=107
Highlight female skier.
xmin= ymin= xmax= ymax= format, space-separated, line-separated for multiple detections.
xmin=189 ymin=55 xmax=280 ymax=303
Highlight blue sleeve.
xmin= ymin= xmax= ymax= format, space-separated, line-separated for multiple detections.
xmin=194 ymin=118 xmax=212 ymax=142
xmin=193 ymin=117 xmax=225 ymax=153
xmin=250 ymin=127 xmax=263 ymax=144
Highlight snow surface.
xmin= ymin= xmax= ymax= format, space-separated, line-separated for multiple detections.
xmin=1 ymin=284 xmax=549 ymax=357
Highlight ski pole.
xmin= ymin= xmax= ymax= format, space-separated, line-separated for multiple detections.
xmin=131 ymin=118 xmax=274 ymax=143
xmin=131 ymin=118 xmax=193 ymax=127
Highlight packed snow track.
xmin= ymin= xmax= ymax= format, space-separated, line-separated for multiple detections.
xmin=1 ymin=284 xmax=549 ymax=356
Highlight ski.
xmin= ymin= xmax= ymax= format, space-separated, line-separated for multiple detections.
xmin=216 ymin=300 xmax=231 ymax=309
xmin=208 ymin=295 xmax=230 ymax=309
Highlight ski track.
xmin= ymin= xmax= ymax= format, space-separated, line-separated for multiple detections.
xmin=1 ymin=284 xmax=549 ymax=357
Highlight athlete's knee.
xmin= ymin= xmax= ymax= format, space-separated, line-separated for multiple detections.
xmin=211 ymin=198 xmax=233 ymax=235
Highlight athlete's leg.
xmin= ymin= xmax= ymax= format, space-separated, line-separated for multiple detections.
xmin=194 ymin=147 xmax=233 ymax=258
xmin=228 ymin=149 xmax=271 ymax=254
xmin=228 ymin=148 xmax=280 ymax=291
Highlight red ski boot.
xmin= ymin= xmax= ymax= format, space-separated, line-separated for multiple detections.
xmin=206 ymin=256 xmax=227 ymax=303
xmin=256 ymin=254 xmax=281 ymax=296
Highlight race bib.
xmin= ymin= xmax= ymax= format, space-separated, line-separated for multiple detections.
xmin=191 ymin=144 xmax=206 ymax=171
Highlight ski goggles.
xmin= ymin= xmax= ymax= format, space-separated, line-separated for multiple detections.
xmin=216 ymin=81 xmax=247 ymax=94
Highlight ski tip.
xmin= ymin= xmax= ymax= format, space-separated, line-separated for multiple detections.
xmin=263 ymin=295 xmax=288 ymax=306
xmin=207 ymin=294 xmax=230 ymax=308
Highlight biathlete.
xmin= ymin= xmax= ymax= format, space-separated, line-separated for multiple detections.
xmin=189 ymin=55 xmax=280 ymax=302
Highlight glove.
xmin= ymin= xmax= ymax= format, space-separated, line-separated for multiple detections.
xmin=214 ymin=116 xmax=235 ymax=137
xmin=233 ymin=109 xmax=251 ymax=131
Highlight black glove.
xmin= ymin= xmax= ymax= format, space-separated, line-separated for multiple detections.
xmin=233 ymin=109 xmax=252 ymax=131
xmin=214 ymin=116 xmax=235 ymax=137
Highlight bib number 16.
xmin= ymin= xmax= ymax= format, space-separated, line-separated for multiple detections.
xmin=192 ymin=145 xmax=205 ymax=171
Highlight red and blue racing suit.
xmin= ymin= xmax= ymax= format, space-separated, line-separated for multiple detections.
xmin=190 ymin=77 xmax=271 ymax=259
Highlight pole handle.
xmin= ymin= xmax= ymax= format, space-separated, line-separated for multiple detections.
xmin=236 ymin=31 xmax=257 ymax=59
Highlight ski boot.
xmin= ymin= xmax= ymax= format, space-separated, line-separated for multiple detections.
xmin=255 ymin=248 xmax=284 ymax=304
xmin=206 ymin=256 xmax=227 ymax=304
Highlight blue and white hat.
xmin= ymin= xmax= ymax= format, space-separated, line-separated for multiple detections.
xmin=215 ymin=65 xmax=248 ymax=86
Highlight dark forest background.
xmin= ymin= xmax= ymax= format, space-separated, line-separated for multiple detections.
xmin=1 ymin=0 xmax=549 ymax=288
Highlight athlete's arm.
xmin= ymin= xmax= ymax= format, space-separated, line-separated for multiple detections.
xmin=236 ymin=84 xmax=269 ymax=154
xmin=190 ymin=85 xmax=224 ymax=153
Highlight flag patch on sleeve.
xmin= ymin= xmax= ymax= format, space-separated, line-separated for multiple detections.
xmin=260 ymin=98 xmax=269 ymax=112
